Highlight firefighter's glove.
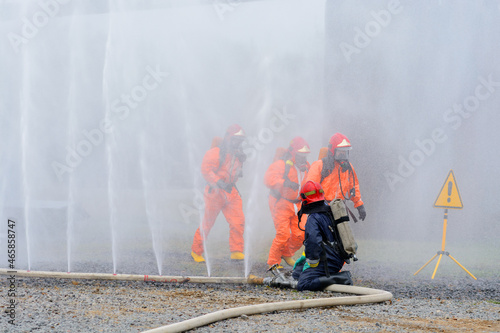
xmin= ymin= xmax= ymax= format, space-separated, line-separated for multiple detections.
xmin=293 ymin=254 xmax=306 ymax=270
xmin=357 ymin=205 xmax=366 ymax=221
xmin=283 ymin=179 xmax=300 ymax=191
xmin=217 ymin=180 xmax=233 ymax=193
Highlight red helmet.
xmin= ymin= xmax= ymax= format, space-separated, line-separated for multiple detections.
xmin=328 ymin=133 xmax=351 ymax=155
xmin=300 ymin=180 xmax=325 ymax=205
xmin=226 ymin=124 xmax=245 ymax=138
xmin=288 ymin=136 xmax=310 ymax=160
xmin=224 ymin=124 xmax=245 ymax=150
xmin=289 ymin=136 xmax=310 ymax=154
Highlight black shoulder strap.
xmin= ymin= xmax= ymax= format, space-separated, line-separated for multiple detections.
xmin=338 ymin=164 xmax=356 ymax=201
xmin=320 ymin=157 xmax=334 ymax=183
xmin=283 ymin=159 xmax=293 ymax=182
xmin=217 ymin=146 xmax=226 ymax=172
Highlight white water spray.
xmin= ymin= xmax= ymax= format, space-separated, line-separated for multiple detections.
xmin=1 ymin=0 xmax=498 ymax=279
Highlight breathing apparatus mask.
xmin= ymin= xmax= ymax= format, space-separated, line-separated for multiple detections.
xmin=294 ymin=152 xmax=308 ymax=172
xmin=334 ymin=147 xmax=351 ymax=172
xmin=228 ymin=136 xmax=247 ymax=162
xmin=229 ymin=136 xmax=245 ymax=150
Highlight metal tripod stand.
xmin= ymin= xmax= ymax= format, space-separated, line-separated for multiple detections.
xmin=414 ymin=209 xmax=477 ymax=280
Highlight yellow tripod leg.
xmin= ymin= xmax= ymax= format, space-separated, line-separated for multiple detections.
xmin=414 ymin=253 xmax=437 ymax=276
xmin=431 ymin=253 xmax=443 ymax=279
xmin=431 ymin=210 xmax=448 ymax=279
xmin=448 ymin=254 xmax=477 ymax=280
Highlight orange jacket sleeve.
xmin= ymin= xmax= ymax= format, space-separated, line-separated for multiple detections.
xmin=264 ymin=160 xmax=286 ymax=190
xmin=201 ymin=147 xmax=221 ymax=186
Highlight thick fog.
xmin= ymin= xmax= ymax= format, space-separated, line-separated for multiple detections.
xmin=1 ymin=0 xmax=499 ymax=276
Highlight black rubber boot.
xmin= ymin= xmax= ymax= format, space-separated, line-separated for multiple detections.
xmin=317 ymin=271 xmax=353 ymax=289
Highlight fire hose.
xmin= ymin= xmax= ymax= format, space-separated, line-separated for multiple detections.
xmin=0 ymin=269 xmax=392 ymax=333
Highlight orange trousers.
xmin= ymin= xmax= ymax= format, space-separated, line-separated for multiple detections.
xmin=191 ymin=185 xmax=245 ymax=255
xmin=267 ymin=196 xmax=305 ymax=266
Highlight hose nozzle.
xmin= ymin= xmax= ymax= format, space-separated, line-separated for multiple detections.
xmin=264 ymin=264 xmax=297 ymax=289
xmin=268 ymin=264 xmax=286 ymax=280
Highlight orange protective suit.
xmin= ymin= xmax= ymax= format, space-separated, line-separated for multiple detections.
xmin=191 ymin=146 xmax=245 ymax=255
xmin=306 ymin=160 xmax=363 ymax=208
xmin=264 ymin=159 xmax=309 ymax=267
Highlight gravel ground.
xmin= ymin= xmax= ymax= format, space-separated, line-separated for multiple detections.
xmin=1 ymin=259 xmax=499 ymax=333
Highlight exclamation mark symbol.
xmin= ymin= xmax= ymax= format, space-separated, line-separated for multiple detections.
xmin=447 ymin=181 xmax=452 ymax=203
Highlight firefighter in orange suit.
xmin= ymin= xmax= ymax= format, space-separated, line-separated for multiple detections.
xmin=191 ymin=124 xmax=246 ymax=263
xmin=264 ymin=137 xmax=311 ymax=269
xmin=306 ymin=133 xmax=366 ymax=221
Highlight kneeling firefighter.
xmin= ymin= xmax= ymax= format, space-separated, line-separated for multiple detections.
xmin=293 ymin=181 xmax=353 ymax=291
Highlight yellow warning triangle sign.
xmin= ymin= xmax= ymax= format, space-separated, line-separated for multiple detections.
xmin=434 ymin=170 xmax=463 ymax=209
